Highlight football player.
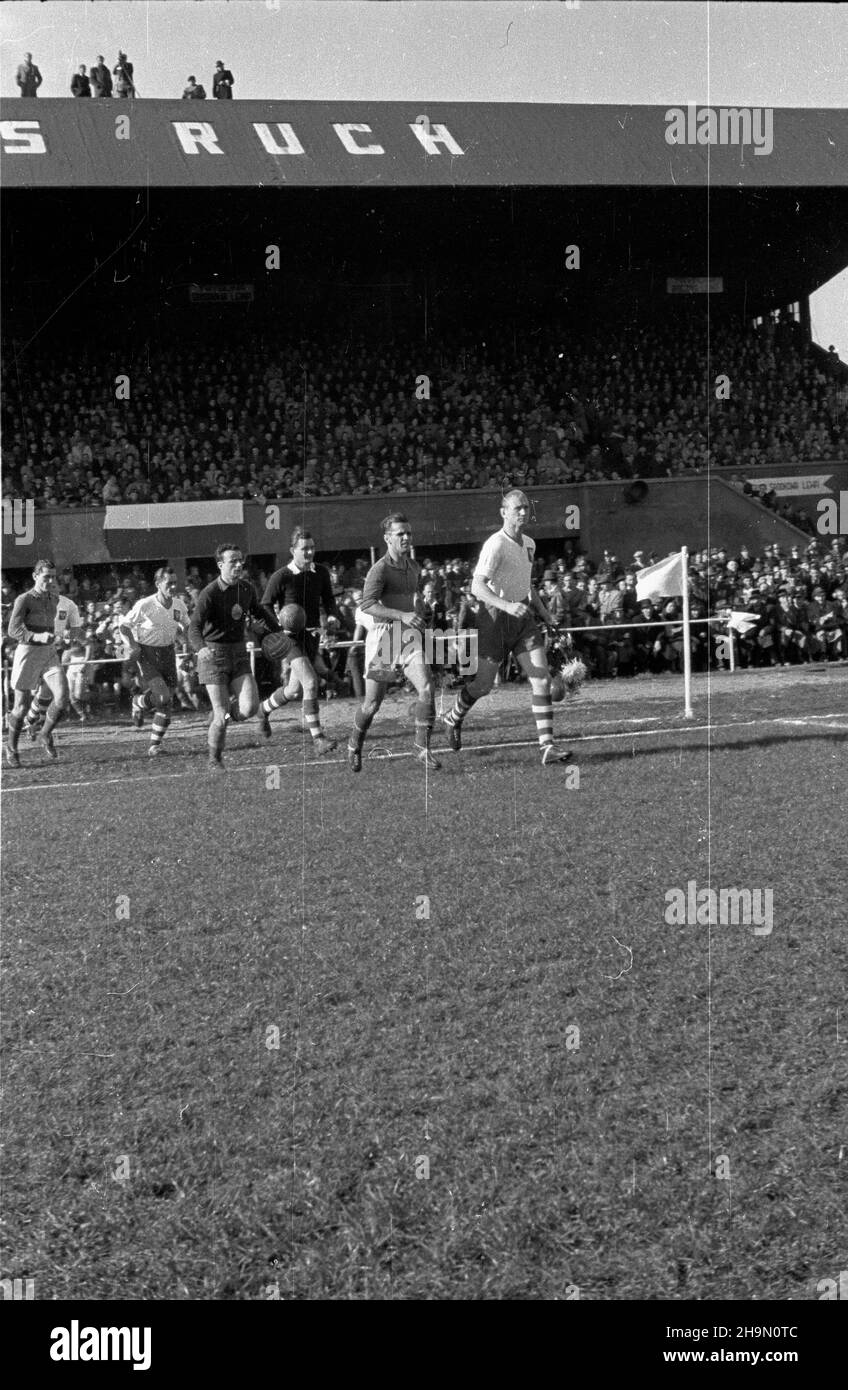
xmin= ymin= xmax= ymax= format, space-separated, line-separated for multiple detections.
xmin=118 ymin=566 xmax=190 ymax=757
xmin=442 ymin=491 xmax=575 ymax=766
xmin=5 ymin=559 xmax=70 ymax=765
xmin=347 ymin=514 xmax=440 ymax=772
xmin=63 ymin=637 xmax=94 ymax=720
xmin=187 ymin=543 xmax=279 ymax=771
xmin=23 ymin=584 xmax=84 ymax=739
xmin=259 ymin=528 xmax=338 ymax=756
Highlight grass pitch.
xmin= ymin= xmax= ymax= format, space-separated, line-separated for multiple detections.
xmin=2 ymin=666 xmax=846 ymax=1300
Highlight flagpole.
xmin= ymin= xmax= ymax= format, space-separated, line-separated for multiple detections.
xmin=681 ymin=545 xmax=693 ymax=718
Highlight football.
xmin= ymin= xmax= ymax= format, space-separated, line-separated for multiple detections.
xmin=277 ymin=603 xmax=306 ymax=634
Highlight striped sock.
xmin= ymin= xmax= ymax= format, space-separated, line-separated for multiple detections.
xmin=150 ymin=712 xmax=170 ymax=747
xmin=532 ymin=691 xmax=554 ymax=748
xmin=303 ymin=697 xmax=323 ymax=742
xmin=414 ymin=699 xmax=435 ymax=751
xmin=447 ymin=686 xmax=477 ymax=725
xmin=27 ymin=691 xmax=52 ymax=726
xmin=351 ymin=706 xmax=374 ymax=750
xmin=262 ymin=688 xmax=290 ymax=714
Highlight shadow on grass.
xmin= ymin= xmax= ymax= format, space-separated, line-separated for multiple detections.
xmin=470 ymin=727 xmax=848 ymax=765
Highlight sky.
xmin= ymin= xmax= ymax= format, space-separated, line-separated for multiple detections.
xmin=2 ymin=2 xmax=847 ymax=105
xmin=1 ymin=1 xmax=846 ymax=350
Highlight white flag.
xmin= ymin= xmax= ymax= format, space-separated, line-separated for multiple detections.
xmin=635 ymin=552 xmax=685 ymax=602
xmin=726 ymin=611 xmax=760 ymax=635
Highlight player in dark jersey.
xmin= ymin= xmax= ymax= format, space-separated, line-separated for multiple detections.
xmin=23 ymin=589 xmax=83 ymax=740
xmin=5 ymin=559 xmax=69 ymax=765
xmin=187 ymin=542 xmax=279 ymax=771
xmin=347 ymin=514 xmax=440 ymax=773
xmin=259 ymin=527 xmax=337 ymax=756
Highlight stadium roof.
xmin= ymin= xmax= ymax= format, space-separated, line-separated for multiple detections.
xmin=2 ymin=100 xmax=847 ymax=188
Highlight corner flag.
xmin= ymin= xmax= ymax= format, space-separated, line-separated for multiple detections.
xmin=635 ymin=548 xmax=694 ymax=718
xmin=635 ymin=551 xmax=685 ymax=602
xmin=726 ymin=611 xmax=760 ymax=635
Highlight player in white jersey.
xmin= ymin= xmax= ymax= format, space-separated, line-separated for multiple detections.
xmin=118 ymin=567 xmax=190 ymax=756
xmin=442 ymin=490 xmax=574 ymax=766
xmin=62 ymin=639 xmax=94 ymax=719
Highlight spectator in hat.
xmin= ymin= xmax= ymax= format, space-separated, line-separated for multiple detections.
xmin=633 ymin=599 xmax=665 ymax=674
xmin=182 ymin=75 xmax=206 ymax=99
xmin=539 ymin=570 xmax=564 ymax=624
xmin=113 ymin=51 xmax=135 ymax=98
xmin=596 ymin=579 xmax=625 ymax=676
xmin=90 ymin=56 xmax=113 ymax=97
xmin=71 ymin=65 xmax=91 ymax=97
xmin=212 ymin=61 xmax=234 ymax=99
xmin=775 ymin=592 xmax=809 ymax=665
xmin=16 ymin=52 xmax=42 ymax=96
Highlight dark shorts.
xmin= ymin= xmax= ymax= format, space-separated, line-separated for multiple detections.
xmin=137 ymin=645 xmax=178 ymax=689
xmin=197 ymin=643 xmax=254 ymax=688
xmin=275 ymin=627 xmax=318 ymax=666
xmin=289 ymin=629 xmax=318 ymax=664
xmin=476 ymin=606 xmax=545 ymax=665
xmin=95 ymin=657 xmax=126 ymax=686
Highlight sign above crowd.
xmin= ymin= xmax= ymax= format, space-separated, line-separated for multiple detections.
xmin=1 ymin=101 xmax=846 ymax=188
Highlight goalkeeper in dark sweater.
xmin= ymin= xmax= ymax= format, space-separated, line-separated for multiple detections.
xmin=259 ymin=528 xmax=338 ymax=757
xmin=187 ymin=543 xmax=280 ymax=771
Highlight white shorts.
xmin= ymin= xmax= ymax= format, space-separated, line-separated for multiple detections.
xmin=11 ymin=643 xmax=62 ymax=692
xmin=363 ymin=620 xmax=426 ymax=681
xmin=68 ymin=670 xmax=89 ymax=697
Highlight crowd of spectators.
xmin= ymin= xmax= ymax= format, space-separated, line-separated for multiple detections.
xmin=3 ymin=537 xmax=846 ymax=721
xmin=15 ymin=51 xmax=234 ymax=99
xmin=3 ymin=316 xmax=844 ymax=511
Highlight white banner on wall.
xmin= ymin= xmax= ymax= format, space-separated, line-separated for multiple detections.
xmin=744 ymin=475 xmax=833 ymax=496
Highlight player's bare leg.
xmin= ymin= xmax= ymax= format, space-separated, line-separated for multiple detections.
xmin=257 ymin=681 xmax=282 ymax=737
xmin=25 ymin=682 xmax=52 ymax=740
xmin=444 ymin=648 xmax=573 ymax=764
xmin=37 ymin=667 xmax=69 ymax=761
xmin=443 ymin=655 xmax=498 ymax=751
xmin=289 ymin=657 xmax=336 ymax=756
xmin=516 ymin=647 xmax=574 ymax=765
xmin=257 ymin=647 xmax=304 ymax=734
xmin=261 ymin=657 xmax=335 ymax=755
xmin=205 ymin=683 xmax=231 ymax=770
xmin=406 ymin=654 xmax=440 ymax=770
xmin=347 ymin=677 xmax=387 ymax=772
xmin=231 ymin=671 xmax=259 ymax=720
xmin=68 ymin=687 xmax=88 ymax=721
xmin=4 ymin=688 xmax=31 ymax=767
xmin=141 ymin=675 xmax=173 ymax=757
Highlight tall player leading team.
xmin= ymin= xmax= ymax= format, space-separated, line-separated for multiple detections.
xmin=4 ymin=496 xmax=575 ymax=772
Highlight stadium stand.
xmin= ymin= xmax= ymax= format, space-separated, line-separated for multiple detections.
xmin=2 ymin=313 xmax=845 ymax=510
